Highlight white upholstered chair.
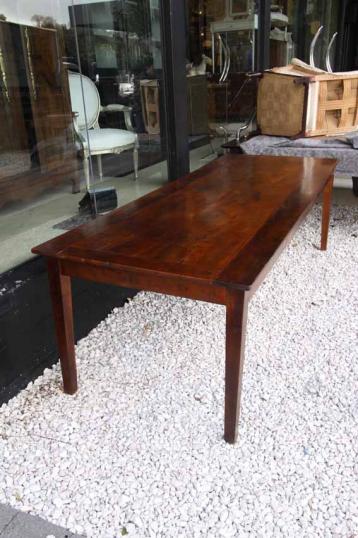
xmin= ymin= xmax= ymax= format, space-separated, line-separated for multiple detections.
xmin=68 ymin=71 xmax=139 ymax=189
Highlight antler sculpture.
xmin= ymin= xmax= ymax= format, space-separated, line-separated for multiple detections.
xmin=325 ymin=32 xmax=338 ymax=73
xmin=310 ymin=26 xmax=338 ymax=72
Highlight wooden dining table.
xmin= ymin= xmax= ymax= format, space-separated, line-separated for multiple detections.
xmin=32 ymin=154 xmax=336 ymax=443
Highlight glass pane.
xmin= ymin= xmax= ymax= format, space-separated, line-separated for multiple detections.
xmin=69 ymin=0 xmax=168 ymax=212
xmin=270 ymin=0 xmax=295 ymax=67
xmin=0 ymin=0 xmax=168 ymax=274
xmin=0 ymin=1 xmax=82 ymax=273
xmin=186 ymin=0 xmax=259 ymax=171
xmin=185 ymin=0 xmax=342 ymax=176
xmin=340 ymin=1 xmax=358 ymax=71
xmin=270 ymin=0 xmax=340 ymax=70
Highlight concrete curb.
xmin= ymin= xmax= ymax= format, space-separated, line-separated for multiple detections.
xmin=0 ymin=504 xmax=83 ymax=538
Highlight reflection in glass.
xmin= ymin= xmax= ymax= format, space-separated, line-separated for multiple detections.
xmin=186 ymin=0 xmax=262 ymax=152
xmin=68 ymin=0 xmax=167 ymax=188
xmin=185 ymin=0 xmax=341 ymax=165
xmin=0 ymin=0 xmax=168 ymax=272
xmin=273 ymin=0 xmax=340 ymax=70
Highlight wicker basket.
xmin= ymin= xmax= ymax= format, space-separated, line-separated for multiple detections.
xmin=257 ymin=60 xmax=358 ymax=138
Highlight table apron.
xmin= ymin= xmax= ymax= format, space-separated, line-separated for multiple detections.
xmin=217 ymin=191 xmax=323 ymax=296
xmin=60 ymin=259 xmax=227 ymax=305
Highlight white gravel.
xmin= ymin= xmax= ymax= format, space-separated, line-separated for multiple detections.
xmin=0 ymin=204 xmax=357 ymax=538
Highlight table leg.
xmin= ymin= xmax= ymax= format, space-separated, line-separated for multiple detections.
xmin=224 ymin=290 xmax=249 ymax=444
xmin=47 ymin=259 xmax=77 ymax=394
xmin=321 ymin=175 xmax=333 ymax=251
xmin=353 ymin=176 xmax=358 ymax=197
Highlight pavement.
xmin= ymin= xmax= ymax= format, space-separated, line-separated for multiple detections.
xmin=0 ymin=504 xmax=83 ymax=538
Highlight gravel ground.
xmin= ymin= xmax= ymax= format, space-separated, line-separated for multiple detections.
xmin=0 ymin=204 xmax=357 ymax=538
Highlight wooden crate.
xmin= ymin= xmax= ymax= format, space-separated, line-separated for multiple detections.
xmin=257 ymin=61 xmax=358 ymax=138
xmin=313 ymin=76 xmax=358 ymax=136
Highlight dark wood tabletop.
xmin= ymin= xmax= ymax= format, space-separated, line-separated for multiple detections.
xmin=33 ymin=154 xmax=337 ymax=443
xmin=33 ymin=154 xmax=336 ymax=288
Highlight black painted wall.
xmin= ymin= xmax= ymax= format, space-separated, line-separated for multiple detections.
xmin=0 ymin=257 xmax=136 ymax=405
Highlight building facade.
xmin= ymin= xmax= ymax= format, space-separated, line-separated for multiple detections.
xmin=0 ymin=0 xmax=354 ymax=402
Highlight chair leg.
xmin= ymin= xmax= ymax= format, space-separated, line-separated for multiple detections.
xmin=97 ymin=155 xmax=103 ymax=181
xmin=83 ymin=154 xmax=91 ymax=190
xmin=71 ymin=168 xmax=81 ymax=194
xmin=209 ymin=137 xmax=217 ymax=156
xmin=133 ymin=146 xmax=139 ymax=180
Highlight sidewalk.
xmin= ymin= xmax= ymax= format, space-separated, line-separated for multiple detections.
xmin=0 ymin=504 xmax=83 ymax=538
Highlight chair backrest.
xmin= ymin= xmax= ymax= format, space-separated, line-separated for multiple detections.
xmin=68 ymin=71 xmax=101 ymax=130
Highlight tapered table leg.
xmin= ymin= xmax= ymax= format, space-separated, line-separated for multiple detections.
xmin=321 ymin=175 xmax=334 ymax=251
xmin=47 ymin=259 xmax=77 ymax=394
xmin=224 ymin=290 xmax=249 ymax=444
xmin=353 ymin=177 xmax=358 ymax=197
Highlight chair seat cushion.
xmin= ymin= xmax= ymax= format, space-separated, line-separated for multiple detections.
xmin=80 ymin=128 xmax=137 ymax=152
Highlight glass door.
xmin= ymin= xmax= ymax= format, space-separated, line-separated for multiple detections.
xmin=69 ymin=0 xmax=168 ymax=211
xmin=185 ymin=0 xmax=261 ymax=170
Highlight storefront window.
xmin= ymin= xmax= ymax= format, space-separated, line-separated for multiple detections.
xmin=0 ymin=0 xmax=168 ymax=274
xmin=185 ymin=0 xmax=261 ymax=168
xmin=184 ymin=0 xmax=342 ymax=174
xmin=0 ymin=0 xmax=347 ymax=274
xmin=69 ymin=0 xmax=167 ymax=192
xmin=270 ymin=0 xmax=340 ymax=70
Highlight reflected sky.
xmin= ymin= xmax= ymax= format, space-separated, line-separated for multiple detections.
xmin=0 ymin=0 xmax=106 ymax=26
